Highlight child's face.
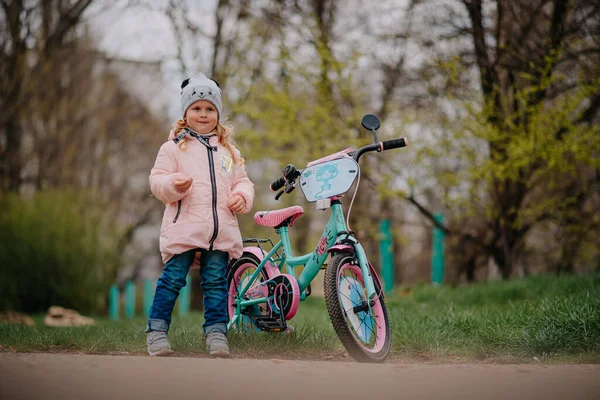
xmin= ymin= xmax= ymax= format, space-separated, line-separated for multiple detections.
xmin=186 ymin=100 xmax=218 ymax=134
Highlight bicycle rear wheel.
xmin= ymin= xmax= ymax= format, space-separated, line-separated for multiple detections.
xmin=227 ymin=253 xmax=269 ymax=332
xmin=324 ymin=253 xmax=391 ymax=362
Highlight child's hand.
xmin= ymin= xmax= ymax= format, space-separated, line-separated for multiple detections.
xmin=174 ymin=177 xmax=193 ymax=193
xmin=228 ymin=194 xmax=246 ymax=213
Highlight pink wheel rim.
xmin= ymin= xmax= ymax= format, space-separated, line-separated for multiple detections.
xmin=337 ymin=263 xmax=387 ymax=353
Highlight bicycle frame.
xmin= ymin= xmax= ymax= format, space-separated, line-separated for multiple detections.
xmin=228 ymin=201 xmax=377 ymax=329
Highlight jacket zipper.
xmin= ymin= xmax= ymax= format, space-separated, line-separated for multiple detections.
xmin=206 ymin=145 xmax=219 ymax=250
xmin=187 ymin=130 xmax=219 ymax=250
xmin=173 ymin=200 xmax=182 ymax=223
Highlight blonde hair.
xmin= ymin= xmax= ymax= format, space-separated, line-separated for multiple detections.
xmin=172 ymin=119 xmax=244 ymax=164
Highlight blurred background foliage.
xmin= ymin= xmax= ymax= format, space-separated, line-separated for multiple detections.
xmin=0 ymin=190 xmax=121 ymax=313
xmin=0 ymin=0 xmax=598 ymax=314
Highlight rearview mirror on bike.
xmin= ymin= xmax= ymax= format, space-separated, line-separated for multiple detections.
xmin=361 ymin=114 xmax=381 ymax=143
xmin=361 ymin=113 xmax=380 ymax=131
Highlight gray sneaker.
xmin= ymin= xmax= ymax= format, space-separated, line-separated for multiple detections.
xmin=206 ymin=331 xmax=230 ymax=358
xmin=147 ymin=331 xmax=174 ymax=357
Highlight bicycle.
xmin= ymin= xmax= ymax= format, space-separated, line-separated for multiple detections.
xmin=227 ymin=114 xmax=408 ymax=362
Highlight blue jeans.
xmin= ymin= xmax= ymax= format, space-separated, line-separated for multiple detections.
xmin=146 ymin=248 xmax=229 ymax=335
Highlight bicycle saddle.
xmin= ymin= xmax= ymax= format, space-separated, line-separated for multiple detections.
xmin=254 ymin=206 xmax=304 ymax=228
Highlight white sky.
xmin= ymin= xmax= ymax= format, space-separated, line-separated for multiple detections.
xmin=85 ymin=1 xmax=220 ymax=120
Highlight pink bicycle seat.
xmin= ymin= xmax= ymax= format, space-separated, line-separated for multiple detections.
xmin=254 ymin=206 xmax=304 ymax=227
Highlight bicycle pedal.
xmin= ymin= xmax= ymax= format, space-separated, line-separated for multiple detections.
xmin=251 ymin=316 xmax=287 ymax=332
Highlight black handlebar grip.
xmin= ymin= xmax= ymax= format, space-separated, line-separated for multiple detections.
xmin=382 ymin=138 xmax=408 ymax=150
xmin=270 ymin=177 xmax=286 ymax=192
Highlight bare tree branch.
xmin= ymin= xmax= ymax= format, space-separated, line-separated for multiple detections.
xmin=463 ymin=0 xmax=495 ymax=99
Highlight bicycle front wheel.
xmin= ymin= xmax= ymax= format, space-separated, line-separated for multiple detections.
xmin=324 ymin=254 xmax=391 ymax=362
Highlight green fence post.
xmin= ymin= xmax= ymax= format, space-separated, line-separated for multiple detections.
xmin=109 ymin=284 xmax=119 ymax=321
xmin=379 ymin=219 xmax=394 ymax=293
xmin=144 ymin=278 xmax=154 ymax=317
xmin=178 ymin=274 xmax=191 ymax=316
xmin=431 ymin=213 xmax=445 ymax=286
xmin=125 ymin=280 xmax=136 ymax=318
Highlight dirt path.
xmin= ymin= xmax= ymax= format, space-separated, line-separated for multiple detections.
xmin=1 ymin=353 xmax=599 ymax=400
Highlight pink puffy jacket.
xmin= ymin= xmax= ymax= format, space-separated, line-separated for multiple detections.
xmin=150 ymin=130 xmax=254 ymax=267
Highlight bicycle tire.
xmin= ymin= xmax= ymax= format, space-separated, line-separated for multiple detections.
xmin=324 ymin=253 xmax=391 ymax=362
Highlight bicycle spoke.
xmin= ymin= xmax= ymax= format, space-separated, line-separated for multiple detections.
xmin=357 ymin=313 xmax=374 ymax=336
xmin=362 ymin=312 xmax=374 ymax=331
xmin=355 ymin=314 xmax=370 ymax=344
xmin=356 ymin=313 xmax=377 ymax=345
xmin=373 ymin=316 xmax=382 ymax=331
xmin=347 ymin=269 xmax=383 ymax=332
xmin=361 ymin=306 xmax=382 ymax=331
xmin=366 ymin=307 xmax=383 ymax=331
xmin=341 ymin=272 xmax=366 ymax=298
xmin=349 ymin=271 xmax=365 ymax=296
xmin=338 ymin=289 xmax=358 ymax=306
xmin=358 ymin=304 xmax=380 ymax=338
xmin=338 ymin=276 xmax=363 ymax=306
xmin=342 ymin=270 xmax=369 ymax=305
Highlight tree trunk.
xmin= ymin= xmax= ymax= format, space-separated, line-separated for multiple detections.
xmin=462 ymin=258 xmax=475 ymax=283
xmin=493 ymin=229 xmax=521 ymax=280
xmin=4 ymin=119 xmax=22 ymax=192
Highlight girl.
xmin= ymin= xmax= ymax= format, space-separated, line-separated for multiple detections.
xmin=146 ymin=72 xmax=254 ymax=357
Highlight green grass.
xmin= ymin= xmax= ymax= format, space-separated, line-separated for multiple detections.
xmin=1 ymin=273 xmax=599 ymax=362
xmin=387 ymin=273 xmax=600 ymax=362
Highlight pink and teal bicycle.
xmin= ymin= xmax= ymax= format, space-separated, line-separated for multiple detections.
xmin=227 ymin=114 xmax=408 ymax=362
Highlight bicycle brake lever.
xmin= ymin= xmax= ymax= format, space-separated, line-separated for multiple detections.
xmin=284 ymin=181 xmax=296 ymax=194
xmin=275 ymin=189 xmax=284 ymax=201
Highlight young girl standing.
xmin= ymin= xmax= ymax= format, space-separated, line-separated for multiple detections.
xmin=146 ymin=72 xmax=254 ymax=357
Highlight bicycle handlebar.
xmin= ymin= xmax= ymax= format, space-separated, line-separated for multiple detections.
xmin=270 ymin=164 xmax=301 ymax=192
xmin=382 ymin=137 xmax=408 ymax=150
xmin=270 ymin=138 xmax=408 ymax=197
xmin=270 ymin=176 xmax=286 ymax=191
xmin=352 ymin=137 xmax=408 ymax=161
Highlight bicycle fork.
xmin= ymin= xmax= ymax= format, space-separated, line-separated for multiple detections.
xmin=338 ymin=236 xmax=378 ymax=300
